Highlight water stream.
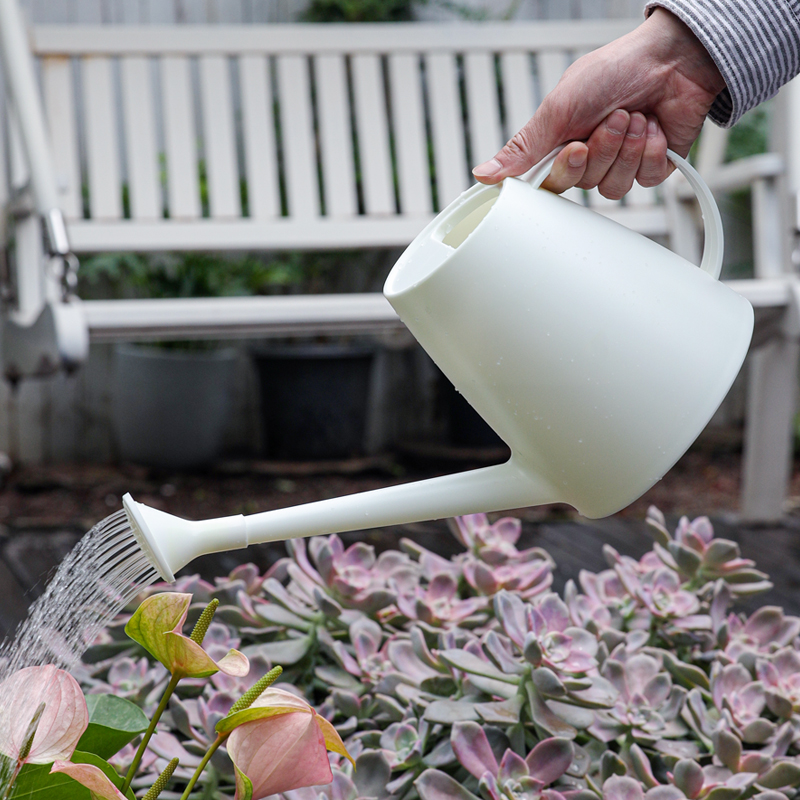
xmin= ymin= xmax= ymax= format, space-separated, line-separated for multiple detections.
xmin=0 ymin=508 xmax=161 ymax=795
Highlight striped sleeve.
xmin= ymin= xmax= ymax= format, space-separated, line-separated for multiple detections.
xmin=646 ymin=0 xmax=800 ymax=127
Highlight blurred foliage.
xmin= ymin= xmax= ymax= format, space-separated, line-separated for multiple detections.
xmin=303 ymin=0 xmax=415 ymax=21
xmin=726 ymin=103 xmax=771 ymax=162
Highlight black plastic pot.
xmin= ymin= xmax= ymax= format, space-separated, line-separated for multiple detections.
xmin=113 ymin=344 xmax=237 ymax=469
xmin=254 ymin=344 xmax=375 ymax=460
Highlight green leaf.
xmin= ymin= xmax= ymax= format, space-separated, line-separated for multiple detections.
xmin=76 ymin=695 xmax=149 ymax=760
xmin=253 ymin=637 xmax=312 ymax=665
xmin=438 ymin=650 xmax=518 ymax=683
xmin=2 ymin=751 xmax=134 ymax=800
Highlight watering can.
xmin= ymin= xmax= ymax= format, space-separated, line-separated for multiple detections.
xmin=124 ymin=150 xmax=754 ymax=583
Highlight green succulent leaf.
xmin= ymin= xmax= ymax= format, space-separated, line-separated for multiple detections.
xmin=438 ymin=650 xmax=518 ymax=683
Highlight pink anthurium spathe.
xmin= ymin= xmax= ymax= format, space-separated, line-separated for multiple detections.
xmin=0 ymin=665 xmax=88 ymax=765
xmin=125 ymin=592 xmax=249 ymax=678
xmin=50 ymin=761 xmax=127 ymax=800
xmin=220 ymin=688 xmax=353 ymax=800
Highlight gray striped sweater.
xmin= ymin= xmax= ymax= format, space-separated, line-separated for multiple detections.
xmin=646 ymin=0 xmax=800 ymax=126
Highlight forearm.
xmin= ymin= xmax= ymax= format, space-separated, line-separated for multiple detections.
xmin=646 ymin=0 xmax=800 ymax=126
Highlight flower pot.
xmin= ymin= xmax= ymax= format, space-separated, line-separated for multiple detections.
xmin=112 ymin=344 xmax=237 ymax=469
xmin=254 ymin=343 xmax=374 ymax=460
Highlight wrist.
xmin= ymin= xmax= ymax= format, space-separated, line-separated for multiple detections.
xmin=643 ymin=7 xmax=726 ymax=96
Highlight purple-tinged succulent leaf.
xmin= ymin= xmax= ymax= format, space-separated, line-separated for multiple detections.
xmin=475 ymin=697 xmax=523 ymax=725
xmin=424 ymin=700 xmax=479 ymax=724
xmin=672 ymin=759 xmax=704 ymax=799
xmin=757 ymin=762 xmax=800 ymax=789
xmin=714 ymin=728 xmax=742 ymax=773
xmin=416 ymin=768 xmax=481 ymax=800
xmin=603 ymin=775 xmax=645 ymax=800
xmin=525 ymin=737 xmax=573 ymax=784
xmin=630 ymin=744 xmax=659 ymax=788
xmin=451 ymin=721 xmax=498 ymax=779
xmin=644 ymin=787 xmax=685 ymax=800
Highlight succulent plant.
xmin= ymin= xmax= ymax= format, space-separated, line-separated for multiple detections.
xmin=72 ymin=506 xmax=800 ymax=800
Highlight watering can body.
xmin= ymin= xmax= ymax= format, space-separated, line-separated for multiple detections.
xmin=123 ymin=152 xmax=755 ymax=583
xmin=385 ymin=168 xmax=753 ymax=518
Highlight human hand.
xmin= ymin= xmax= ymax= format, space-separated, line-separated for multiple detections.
xmin=473 ymin=8 xmax=726 ymax=198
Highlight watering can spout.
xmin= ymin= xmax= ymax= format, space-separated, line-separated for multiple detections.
xmin=123 ymin=460 xmax=556 ymax=582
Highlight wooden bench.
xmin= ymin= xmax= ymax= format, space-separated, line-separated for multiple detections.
xmin=0 ymin=5 xmax=795 ymax=520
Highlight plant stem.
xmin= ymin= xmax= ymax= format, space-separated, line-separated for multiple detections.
xmin=178 ymin=733 xmax=227 ymax=800
xmin=122 ymin=672 xmax=182 ymax=795
xmin=1 ymin=760 xmax=22 ymax=800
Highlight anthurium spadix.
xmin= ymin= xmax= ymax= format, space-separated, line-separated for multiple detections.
xmin=217 ymin=688 xmax=353 ymax=800
xmin=125 ymin=592 xmax=248 ymax=678
xmin=0 ymin=665 xmax=88 ymax=765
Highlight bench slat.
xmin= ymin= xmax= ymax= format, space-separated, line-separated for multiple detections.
xmin=83 ymin=56 xmax=122 ymax=219
xmin=239 ymin=54 xmax=280 ymax=220
xmin=31 ymin=21 xmax=639 ymax=55
xmin=161 ymin=55 xmax=201 ymax=219
xmin=315 ymin=53 xmax=358 ymax=218
xmin=121 ymin=56 xmax=161 ymax=220
xmin=388 ymin=53 xmax=432 ymax=216
xmin=42 ymin=57 xmax=81 ymax=220
xmin=200 ymin=54 xmax=241 ymax=218
xmin=500 ymin=52 xmax=535 ymax=138
xmin=276 ymin=54 xmax=320 ymax=218
xmin=427 ymin=52 xmax=469 ymax=209
xmin=464 ymin=51 xmax=504 ymax=166
xmin=352 ymin=53 xmax=395 ymax=215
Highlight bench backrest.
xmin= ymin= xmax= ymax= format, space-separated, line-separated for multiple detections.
xmin=9 ymin=19 xmax=680 ymax=255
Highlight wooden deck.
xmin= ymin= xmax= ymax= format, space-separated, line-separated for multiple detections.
xmin=2 ymin=455 xmax=799 ymax=643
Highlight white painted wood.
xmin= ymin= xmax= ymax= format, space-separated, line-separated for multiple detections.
xmin=161 ymin=55 xmax=201 ymax=218
xmin=143 ymin=0 xmax=177 ymax=23
xmin=276 ymin=54 xmax=319 ymax=217
xmin=752 ymin=178 xmax=785 ymax=278
xmin=31 ymin=21 xmax=639 ymax=55
xmin=741 ymin=340 xmax=800 ymax=520
xmin=426 ymin=52 xmax=468 ymax=208
xmin=238 ymin=54 xmax=280 ymax=219
xmin=199 ymin=54 xmax=240 ymax=218
xmin=67 ymin=216 xmax=433 ymax=251
xmin=42 ymin=56 xmax=82 ymax=219
xmin=83 ymin=56 xmax=122 ymax=219
xmin=74 ymin=0 xmax=104 ymax=23
xmin=8 ymin=107 xmax=29 ymax=190
xmin=464 ymin=51 xmax=504 ymax=166
xmin=120 ymin=56 xmax=161 ymax=219
xmin=351 ymin=53 xmax=395 ymax=215
xmin=537 ymin=50 xmax=567 ymax=96
xmin=500 ymin=51 xmax=535 ymax=137
xmin=314 ymin=53 xmax=358 ymax=218
xmin=388 ymin=52 xmax=432 ymax=216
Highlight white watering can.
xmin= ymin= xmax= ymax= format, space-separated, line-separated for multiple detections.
xmin=124 ymin=150 xmax=754 ymax=583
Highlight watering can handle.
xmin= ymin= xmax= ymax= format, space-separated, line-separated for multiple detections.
xmin=527 ymin=147 xmax=724 ymax=281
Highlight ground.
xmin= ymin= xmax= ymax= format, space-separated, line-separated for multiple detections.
xmin=2 ymin=440 xmax=800 ymax=643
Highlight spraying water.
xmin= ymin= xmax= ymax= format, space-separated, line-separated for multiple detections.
xmin=0 ymin=509 xmax=160 ymax=796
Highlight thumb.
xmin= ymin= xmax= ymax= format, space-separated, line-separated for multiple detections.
xmin=472 ymin=101 xmax=568 ymax=184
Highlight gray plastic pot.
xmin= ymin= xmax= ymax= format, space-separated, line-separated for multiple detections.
xmin=112 ymin=344 xmax=237 ymax=469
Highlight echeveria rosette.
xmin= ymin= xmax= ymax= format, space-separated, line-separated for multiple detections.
xmin=417 ymin=721 xmax=573 ymax=800
xmin=219 ymin=688 xmax=353 ymax=800
xmin=0 ymin=665 xmax=88 ymax=765
xmin=396 ymin=572 xmax=488 ymax=628
xmin=646 ymin=508 xmax=772 ymax=597
xmin=125 ymin=592 xmax=249 ymax=678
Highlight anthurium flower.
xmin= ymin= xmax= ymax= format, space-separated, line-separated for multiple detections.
xmin=220 ymin=687 xmax=353 ymax=800
xmin=125 ymin=592 xmax=249 ymax=678
xmin=0 ymin=665 xmax=88 ymax=764
xmin=50 ymin=761 xmax=127 ymax=800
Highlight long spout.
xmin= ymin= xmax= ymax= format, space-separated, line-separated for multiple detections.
xmin=123 ymin=458 xmax=557 ymax=582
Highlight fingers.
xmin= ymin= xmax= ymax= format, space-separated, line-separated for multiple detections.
xmin=539 ymin=142 xmax=588 ymax=194
xmin=636 ymin=116 xmax=671 ymax=186
xmin=597 ymin=112 xmax=648 ymax=199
